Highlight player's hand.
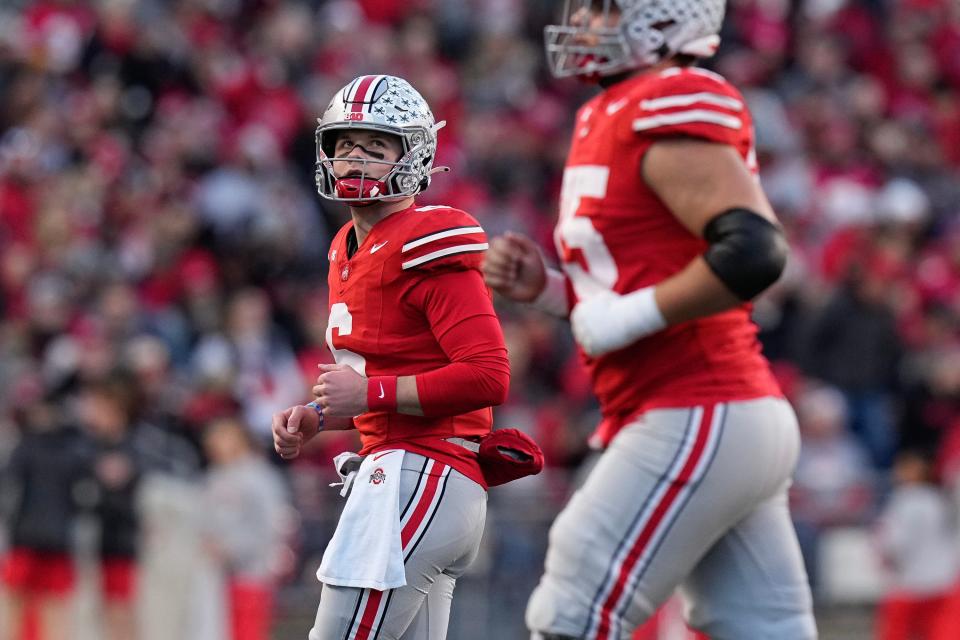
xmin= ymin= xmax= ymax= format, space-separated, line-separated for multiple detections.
xmin=570 ymin=291 xmax=637 ymax=357
xmin=272 ymin=404 xmax=322 ymax=460
xmin=313 ymin=363 xmax=367 ymax=417
xmin=482 ymin=232 xmax=547 ymax=302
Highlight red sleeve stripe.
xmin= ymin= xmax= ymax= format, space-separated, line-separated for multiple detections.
xmin=401 ymin=243 xmax=489 ymax=270
xmin=640 ymin=92 xmax=743 ymax=112
xmin=632 ymin=109 xmax=742 ymax=132
xmin=402 ymin=226 xmax=484 ymax=252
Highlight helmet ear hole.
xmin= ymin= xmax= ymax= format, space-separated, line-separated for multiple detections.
xmin=389 ymin=172 xmax=406 ymax=195
xmin=320 ymin=131 xmax=338 ymax=159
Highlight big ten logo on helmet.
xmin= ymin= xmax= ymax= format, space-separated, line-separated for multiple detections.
xmin=346 ymin=112 xmax=364 ymax=121
xmin=369 ymin=467 xmax=386 ymax=485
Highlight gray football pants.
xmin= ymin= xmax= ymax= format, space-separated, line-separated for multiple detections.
xmin=526 ymin=397 xmax=817 ymax=640
xmin=309 ymin=453 xmax=486 ymax=640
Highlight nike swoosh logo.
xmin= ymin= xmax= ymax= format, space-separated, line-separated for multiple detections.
xmin=378 ymin=382 xmax=385 ymax=399
xmin=606 ymin=98 xmax=629 ymax=115
xmin=370 ymin=241 xmax=389 ymax=253
xmin=372 ymin=451 xmax=394 ymax=461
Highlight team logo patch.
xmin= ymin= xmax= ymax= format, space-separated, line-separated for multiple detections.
xmin=340 ymin=264 xmax=350 ymax=281
xmin=369 ymin=467 xmax=386 ymax=485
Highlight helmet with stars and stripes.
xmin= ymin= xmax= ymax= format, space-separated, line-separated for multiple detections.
xmin=315 ymin=75 xmax=446 ymax=205
xmin=545 ymin=0 xmax=727 ymax=80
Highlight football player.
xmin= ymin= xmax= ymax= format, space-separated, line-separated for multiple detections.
xmin=272 ymin=75 xmax=510 ymax=640
xmin=483 ymin=2 xmax=817 ymax=639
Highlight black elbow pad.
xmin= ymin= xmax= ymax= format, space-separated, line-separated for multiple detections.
xmin=703 ymin=208 xmax=788 ymax=300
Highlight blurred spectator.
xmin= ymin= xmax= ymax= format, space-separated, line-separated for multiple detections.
xmin=791 ymin=384 xmax=876 ymax=594
xmin=192 ymin=288 xmax=305 ymax=446
xmin=874 ymin=451 xmax=960 ymax=640
xmin=802 ymin=258 xmax=905 ymax=468
xmin=76 ymin=377 xmax=145 ymax=640
xmin=75 ymin=373 xmax=201 ymax=640
xmin=0 ymin=393 xmax=90 ymax=640
xmin=136 ymin=475 xmax=220 ymax=640
xmin=901 ymin=348 xmax=960 ymax=478
xmin=200 ymin=416 xmax=292 ymax=640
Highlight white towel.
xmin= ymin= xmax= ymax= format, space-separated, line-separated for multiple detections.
xmin=317 ymin=449 xmax=407 ymax=590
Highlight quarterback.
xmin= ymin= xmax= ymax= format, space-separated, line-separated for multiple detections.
xmin=272 ymin=75 xmax=510 ymax=639
xmin=483 ymin=1 xmax=817 ymax=639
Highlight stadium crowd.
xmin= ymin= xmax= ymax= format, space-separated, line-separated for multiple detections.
xmin=1 ymin=0 xmax=960 ymax=638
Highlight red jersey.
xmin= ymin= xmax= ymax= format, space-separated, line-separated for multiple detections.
xmin=326 ymin=204 xmax=501 ymax=486
xmin=555 ymin=67 xmax=782 ymax=446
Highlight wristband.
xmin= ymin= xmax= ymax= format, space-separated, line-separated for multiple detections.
xmin=531 ymin=268 xmax=570 ymax=317
xmin=305 ymin=401 xmax=325 ymax=431
xmin=570 ymin=286 xmax=668 ymax=357
xmin=620 ymin=286 xmax=667 ymax=340
xmin=366 ymin=375 xmax=398 ymax=412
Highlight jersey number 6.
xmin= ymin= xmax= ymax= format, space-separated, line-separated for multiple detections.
xmin=325 ymin=302 xmax=367 ymax=375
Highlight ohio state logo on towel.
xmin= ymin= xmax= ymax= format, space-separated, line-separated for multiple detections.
xmin=369 ymin=468 xmax=386 ymax=484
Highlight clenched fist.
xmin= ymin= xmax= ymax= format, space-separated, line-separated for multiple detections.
xmin=312 ymin=363 xmax=367 ymax=417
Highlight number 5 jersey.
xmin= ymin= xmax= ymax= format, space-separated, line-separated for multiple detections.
xmin=556 ymin=67 xmax=782 ymax=447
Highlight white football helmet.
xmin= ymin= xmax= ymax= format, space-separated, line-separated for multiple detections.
xmin=315 ymin=75 xmax=446 ymax=205
xmin=544 ymin=0 xmax=726 ymax=79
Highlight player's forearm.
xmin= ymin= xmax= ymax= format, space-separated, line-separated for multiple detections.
xmin=657 ymin=210 xmax=788 ymax=324
xmin=654 ymin=257 xmax=742 ymax=326
xmin=375 ymin=359 xmax=510 ymax=418
xmin=414 ymin=357 xmax=510 ymax=416
xmin=396 ymin=376 xmax=424 ymax=416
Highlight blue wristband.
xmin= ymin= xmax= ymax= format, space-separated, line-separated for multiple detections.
xmin=306 ymin=401 xmax=325 ymax=430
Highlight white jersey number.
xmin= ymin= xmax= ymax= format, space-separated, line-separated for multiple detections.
xmin=556 ymin=165 xmax=619 ymax=300
xmin=325 ymin=302 xmax=367 ymax=375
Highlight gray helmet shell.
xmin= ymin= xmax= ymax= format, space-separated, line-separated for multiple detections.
xmin=544 ymin=0 xmax=727 ymax=79
xmin=315 ymin=75 xmax=445 ymax=203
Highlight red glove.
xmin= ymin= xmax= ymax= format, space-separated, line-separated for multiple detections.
xmin=478 ymin=428 xmax=545 ymax=487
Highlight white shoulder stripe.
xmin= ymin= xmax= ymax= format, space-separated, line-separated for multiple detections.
xmin=401 ymin=243 xmax=489 ymax=270
xmin=633 ymin=110 xmax=742 ymax=132
xmin=402 ymin=226 xmax=484 ymax=253
xmin=641 ymin=92 xmax=743 ymax=112
xmin=689 ymin=67 xmax=727 ymax=83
